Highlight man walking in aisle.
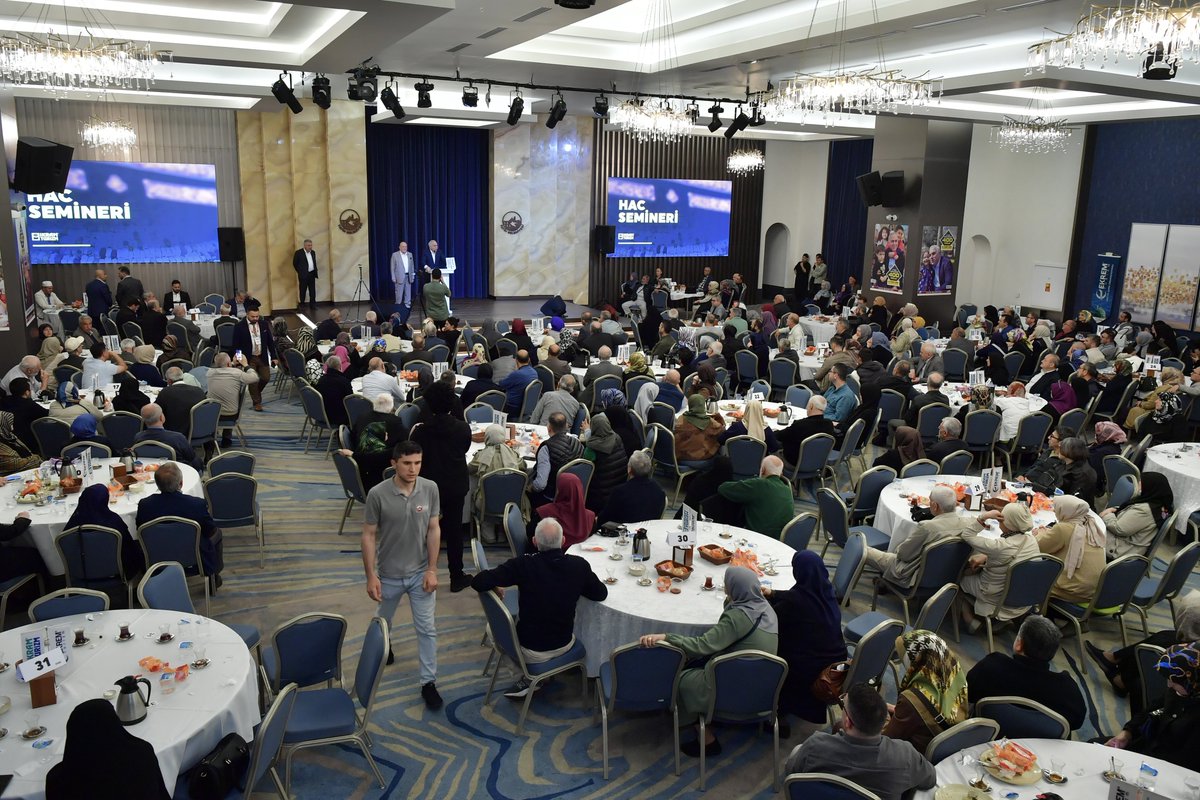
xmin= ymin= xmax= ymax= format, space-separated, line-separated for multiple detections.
xmin=230 ymin=301 xmax=274 ymax=412
xmin=293 ymin=238 xmax=318 ymax=313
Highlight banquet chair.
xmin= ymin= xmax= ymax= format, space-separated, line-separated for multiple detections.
xmin=518 ymin=380 xmax=542 ymax=422
xmin=1162 ymin=357 xmax=1186 ymax=373
xmin=204 ymin=472 xmax=266 ymax=568
xmin=1143 ymin=511 xmax=1180 ymax=567
xmin=130 ymin=441 xmax=177 ymax=460
xmin=979 ymin=554 xmax=1063 ymax=653
xmin=59 ymin=309 xmax=80 ymax=333
xmin=471 ymin=540 xmax=519 ymax=677
xmin=397 ymin=403 xmax=421 ymax=432
xmin=55 ymin=525 xmax=129 ymax=607
xmin=1058 ymin=408 xmax=1086 ymax=437
xmin=0 ymin=573 xmax=42 ymax=629
xmin=877 ymin=389 xmax=906 ymax=440
xmin=188 ymin=399 xmax=223 ymax=458
xmin=332 ymin=452 xmax=367 ymax=536
xmin=465 ymin=402 xmax=494 ymax=425
xmin=559 ymin=458 xmax=595 ymax=500
xmin=535 ymin=364 xmax=556 ymax=397
xmin=595 ymin=641 xmax=686 ymax=779
xmin=830 ymin=531 xmax=869 ymax=607
xmin=748 ymin=379 xmax=772 ymax=401
xmin=503 ymin=501 xmax=528 ymax=558
xmin=99 ymin=411 xmax=143 ymax=453
xmin=495 ymin=338 xmax=518 ymax=357
xmin=727 ymin=435 xmax=768 ymax=482
xmin=824 ymin=418 xmax=866 ymax=492
xmin=571 ymin=405 xmax=589 ymax=435
xmin=1102 ymin=455 xmax=1139 ymax=499
xmin=476 ymin=469 xmax=527 ymax=547
xmin=925 ymin=718 xmax=1002 ymax=765
xmin=281 ymin=617 xmax=389 ymax=794
xmin=480 ymin=590 xmax=588 ymax=735
xmin=208 ymin=449 xmax=255 ymax=479
xmin=203 ymin=293 xmax=225 ymax=308
xmin=476 ymin=390 xmax=507 ymax=412
xmin=194 ymin=347 xmax=216 ymax=369
xmin=817 ymin=488 xmax=889 ymax=558
xmin=845 ymin=583 xmax=959 ymax=646
xmin=785 ymin=385 xmax=812 ymax=410
xmin=869 ymin=539 xmax=972 ymax=628
xmin=784 ymin=773 xmax=880 ymax=799
xmin=207 ymin=682 xmax=298 ymax=800
xmin=962 ymin=409 xmax=1003 ymax=469
xmin=646 ymin=402 xmax=676 ymax=432
xmin=845 ymin=466 xmax=895 ymax=525
xmin=137 ymin=516 xmax=209 ymax=613
xmin=1003 ymin=351 xmax=1025 ymax=382
xmin=939 ymin=450 xmax=973 ymax=475
xmin=28 ymin=588 xmax=109 ymax=623
xmin=31 ymin=417 xmax=71 ymax=460
xmin=781 ymin=513 xmax=819 ymax=552
xmin=1130 ymin=541 xmax=1200 ymax=635
xmin=298 ymin=385 xmax=334 ymax=456
xmin=649 ymin=424 xmax=700 ymax=506
xmin=70 ymin=371 xmax=86 ymax=389
xmin=975 ymin=696 xmax=1070 ymax=740
xmin=461 ymin=364 xmax=481 ymax=379
xmin=916 ymin=404 xmax=952 ymax=447
xmin=282 ymin=349 xmax=307 ymax=402
xmin=260 ymin=612 xmax=348 ymax=702
xmin=940 ymin=349 xmax=968 ymax=382
xmin=1108 ymin=473 xmax=1137 ymax=508
xmin=1049 ymin=555 xmax=1149 ymax=673
xmin=343 ymin=394 xmax=372 ymax=429
xmin=699 ymin=650 xmax=789 ymax=792
xmin=1126 ymin=434 xmax=1153 ymax=470
xmin=61 ymin=442 xmax=112 ymax=460
xmin=804 ymin=304 xmax=821 ymax=317
xmin=840 ymin=617 xmax=903 ymax=698
xmin=999 ymin=411 xmax=1053 ymax=478
xmin=137 ymin=561 xmax=260 ymax=652
xmin=734 ymin=351 xmax=759 ymax=391
xmin=216 ymin=324 xmax=236 ymax=354
xmin=899 ymin=459 xmax=938 ymax=479
xmin=769 ymin=359 xmax=798 ymax=401
xmin=626 ymin=375 xmax=655 ymax=409
xmin=1133 ymin=644 xmax=1168 ymax=714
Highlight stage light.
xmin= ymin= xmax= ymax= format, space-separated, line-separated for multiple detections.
xmin=506 ymin=91 xmax=524 ymax=125
xmin=592 ymin=94 xmax=609 ymax=118
xmin=686 ymin=102 xmax=700 ymax=124
xmin=351 ymin=67 xmax=378 ymax=103
xmin=748 ymin=103 xmax=767 ymax=126
xmin=707 ymin=103 xmax=724 ymax=132
xmin=462 ymin=83 xmax=479 ymax=107
xmin=272 ymin=72 xmax=302 ymax=114
xmin=380 ymin=84 xmax=405 ymax=119
xmin=415 ymin=80 xmax=434 ymax=108
xmin=546 ymin=92 xmax=567 ymax=128
xmin=724 ymin=106 xmax=749 ymax=139
xmin=311 ymin=74 xmax=331 ymax=109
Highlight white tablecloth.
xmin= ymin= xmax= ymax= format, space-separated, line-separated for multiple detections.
xmin=569 ymin=519 xmax=797 ymax=676
xmin=37 ymin=384 xmax=162 ymax=418
xmin=0 ymin=608 xmax=257 ymax=800
xmin=195 ymin=314 xmax=215 ymax=341
xmin=319 ymin=338 xmax=412 ymax=357
xmin=711 ymin=400 xmax=802 ymax=432
xmin=915 ymin=738 xmax=1200 ymax=800
xmin=1144 ymin=443 xmax=1200 ymax=535
xmin=797 ymin=317 xmax=839 ymax=345
xmin=0 ymin=459 xmax=203 ymax=576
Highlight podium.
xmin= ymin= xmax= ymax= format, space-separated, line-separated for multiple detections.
xmin=442 ymin=257 xmax=456 ymax=315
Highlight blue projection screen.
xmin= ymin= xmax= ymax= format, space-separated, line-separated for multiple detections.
xmin=606 ymin=177 xmax=731 ymax=258
xmin=25 ymin=161 xmax=219 ymax=264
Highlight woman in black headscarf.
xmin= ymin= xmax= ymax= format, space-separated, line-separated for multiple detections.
xmin=599 ymin=388 xmax=641 ymax=458
xmin=1150 ymin=320 xmax=1178 ymax=356
xmin=983 ymin=305 xmax=1001 ymax=328
xmin=46 ymin=699 xmax=170 ymax=800
xmin=65 ymin=483 xmax=144 ymax=575
xmin=1100 ymin=472 xmax=1174 ymax=560
xmin=410 ymin=382 xmax=472 ymax=591
xmin=112 ymin=373 xmax=152 ymax=416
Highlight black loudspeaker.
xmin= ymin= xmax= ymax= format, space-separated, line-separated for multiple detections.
xmin=596 ymin=224 xmax=616 ymax=254
xmin=13 ymin=137 xmax=73 ymax=194
xmin=855 ymin=171 xmax=883 ymax=207
xmin=881 ymin=171 xmax=905 ymax=208
xmin=217 ymin=227 xmax=246 ymax=262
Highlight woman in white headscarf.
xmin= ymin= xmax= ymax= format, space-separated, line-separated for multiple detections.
xmin=891 ymin=317 xmax=920 ymax=356
xmin=468 ymin=424 xmax=527 ymax=518
xmin=959 ymin=502 xmax=1041 ymax=633
xmin=1035 ymin=495 xmax=1106 ymax=603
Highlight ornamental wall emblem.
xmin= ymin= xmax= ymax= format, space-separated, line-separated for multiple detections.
xmin=500 ymin=211 xmax=524 ymax=235
xmin=338 ymin=209 xmax=362 ymax=234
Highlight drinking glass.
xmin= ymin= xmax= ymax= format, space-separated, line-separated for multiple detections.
xmin=158 ymin=622 xmax=172 ymax=641
xmin=1050 ymin=757 xmax=1065 ymax=779
xmin=192 ymin=644 xmax=208 ymax=666
xmin=605 ymin=566 xmax=616 ymax=583
xmin=159 ymin=672 xmax=175 ymax=695
xmin=23 ymin=712 xmax=40 ymax=735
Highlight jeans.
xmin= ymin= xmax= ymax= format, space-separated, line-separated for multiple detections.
xmin=378 ymin=573 xmax=437 ymax=684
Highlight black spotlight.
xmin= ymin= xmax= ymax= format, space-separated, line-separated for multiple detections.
xmin=415 ymin=80 xmax=434 ymax=108
xmin=685 ymin=102 xmax=700 ymax=125
xmin=311 ymin=74 xmax=331 ymax=109
xmin=462 ymin=83 xmax=479 ymax=107
xmin=506 ymin=92 xmax=524 ymax=125
xmin=1142 ymin=42 xmax=1178 ymax=80
xmin=546 ymin=92 xmax=567 ymax=129
xmin=706 ymin=103 xmax=725 ymax=132
xmin=592 ymin=94 xmax=609 ymax=118
xmin=352 ymin=67 xmax=378 ymax=103
xmin=272 ymin=72 xmax=303 ymax=114
xmin=724 ymin=107 xmax=750 ymax=139
xmin=380 ymin=85 xmax=405 ymax=119
xmin=748 ymin=103 xmax=767 ymax=127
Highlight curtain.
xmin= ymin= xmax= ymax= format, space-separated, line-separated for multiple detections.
xmin=822 ymin=139 xmax=874 ymax=290
xmin=365 ymin=121 xmax=490 ymax=300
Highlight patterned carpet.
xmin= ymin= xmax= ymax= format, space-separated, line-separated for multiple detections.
xmin=204 ymin=379 xmax=1197 ymax=799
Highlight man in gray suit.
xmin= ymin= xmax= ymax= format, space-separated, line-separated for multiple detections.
xmin=862 ymin=485 xmax=970 ymax=587
xmin=390 ymin=241 xmax=416 ymax=323
xmin=910 ymin=342 xmax=945 ymax=382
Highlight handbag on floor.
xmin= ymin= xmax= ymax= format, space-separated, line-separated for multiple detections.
xmin=188 ymin=732 xmax=250 ymax=800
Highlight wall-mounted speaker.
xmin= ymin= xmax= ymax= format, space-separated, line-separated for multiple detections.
xmin=855 ymin=171 xmax=883 ymax=207
xmin=596 ymin=224 xmax=616 ymax=255
xmin=217 ymin=227 xmax=246 ymax=262
xmin=881 ymin=171 xmax=905 ymax=208
xmin=13 ymin=137 xmax=73 ymax=195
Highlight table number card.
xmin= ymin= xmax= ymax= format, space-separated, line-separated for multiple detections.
xmin=21 ymin=631 xmax=43 ymax=662
xmin=968 ymin=328 xmax=982 ymax=341
xmin=815 ymin=342 xmax=828 ymax=354
xmin=491 ymin=411 xmax=508 ymax=427
xmin=748 ymin=391 xmax=766 ymax=402
xmin=81 ymin=448 xmax=93 ymax=477
xmin=431 ymin=362 xmax=446 ymax=379
xmin=1013 ymin=304 xmax=1022 ymax=317
xmin=842 ymin=305 xmax=852 ymax=319
xmin=16 ymin=646 xmax=67 ymax=683
xmin=1145 ymin=354 xmax=1162 ymax=373
xmin=1108 ymin=778 xmax=1169 ymax=800
xmin=103 ymin=335 xmax=120 ymax=353
xmin=617 ymin=344 xmax=632 ymax=363
xmin=530 ymin=318 xmax=544 ymax=336
xmin=969 ymin=369 xmax=986 ymax=386
xmin=680 ymin=505 xmax=696 ymax=537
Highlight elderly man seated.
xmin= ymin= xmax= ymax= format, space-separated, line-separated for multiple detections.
xmin=924 ymin=417 xmax=967 ymax=463
xmin=911 ymin=341 xmax=944 ymax=382
xmin=470 ymin=517 xmax=607 ymax=699
xmin=135 ymin=460 xmax=223 ymax=584
xmin=1 ymin=356 xmax=48 ymax=397
xmin=863 ymin=485 xmax=972 ymax=588
xmin=133 ymin=403 xmax=203 ymax=471
xmin=206 ymin=352 xmax=258 ymax=447
xmin=360 ymin=356 xmax=406 ymax=406
xmin=530 ymin=374 xmax=580 ymax=428
xmin=699 ymin=456 xmax=794 ymax=539
xmin=595 ymin=450 xmax=667 ymax=527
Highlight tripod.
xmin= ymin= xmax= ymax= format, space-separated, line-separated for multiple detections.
xmin=348 ymin=263 xmax=380 ymax=325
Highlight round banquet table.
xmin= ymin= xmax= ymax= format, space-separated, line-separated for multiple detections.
xmin=0 ymin=608 xmax=257 ymax=800
xmin=195 ymin=313 xmax=215 ymax=341
xmin=711 ymin=399 xmax=804 ymax=431
xmin=873 ymin=474 xmax=1105 ymax=554
xmin=797 ymin=316 xmax=839 ymax=345
xmin=36 ymin=383 xmax=162 ymax=417
xmin=1144 ymin=443 xmax=1200 ymax=536
xmin=0 ymin=459 xmax=203 ymax=577
xmin=350 ymin=371 xmax=470 ymax=398
xmin=569 ymin=519 xmax=797 ymax=676
xmin=914 ymin=738 xmax=1200 ymax=800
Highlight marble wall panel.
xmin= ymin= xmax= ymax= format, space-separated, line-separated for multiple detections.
xmin=326 ymin=102 xmax=370 ymax=305
xmin=236 ymin=113 xmax=271 ymax=309
xmin=493 ymin=124 xmax=532 ymax=297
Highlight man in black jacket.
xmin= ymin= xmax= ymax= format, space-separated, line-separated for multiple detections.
xmin=471 ymin=517 xmax=607 ymax=698
xmin=115 ymin=266 xmax=144 ymax=310
xmin=925 ymin=417 xmax=968 ymax=463
xmin=461 ymin=363 xmax=503 ymax=407
xmin=777 ymin=395 xmax=836 ymax=465
xmin=904 ymin=373 xmax=950 ymax=426
xmin=293 ymin=238 xmax=318 ymax=311
xmin=230 ymin=302 xmax=275 ymax=411
xmin=595 ymin=450 xmax=668 ymax=527
xmin=139 ymin=299 xmax=169 ymax=348
xmin=157 ymin=367 xmax=206 ymax=435
xmin=1 ymin=378 xmax=48 ymax=452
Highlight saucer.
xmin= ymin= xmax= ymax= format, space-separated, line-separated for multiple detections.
xmin=603 ymin=577 xmax=618 ymax=585
xmin=718 ymin=532 xmax=732 ymax=539
xmin=116 ymin=633 xmax=134 ymax=642
xmin=0 ymin=728 xmax=7 ymax=739
xmin=21 ymin=726 xmax=45 ymax=740
xmin=71 ymin=638 xmax=90 ymax=648
xmin=190 ymin=658 xmax=211 ymax=670
xmin=701 ymin=584 xmax=716 ymax=591
xmin=637 ymin=577 xmax=654 ymax=587
xmin=0 ymin=662 xmax=9 ymax=672
xmin=763 ymin=568 xmax=778 ymax=577
xmin=1102 ymin=770 xmax=1125 ymax=783
xmin=155 ymin=634 xmax=174 ymax=644
xmin=608 ymin=553 xmax=624 ymax=561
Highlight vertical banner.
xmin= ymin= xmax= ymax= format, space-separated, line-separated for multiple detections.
xmin=1157 ymin=224 xmax=1200 ymax=329
xmin=1120 ymin=223 xmax=1169 ymax=324
xmin=869 ymin=223 xmax=907 ymax=294
xmin=918 ymin=226 xmax=957 ymax=296
xmin=11 ymin=210 xmax=31 ymax=328
xmin=1090 ymin=253 xmax=1120 ymax=323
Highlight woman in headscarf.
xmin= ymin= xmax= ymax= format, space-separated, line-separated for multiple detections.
xmin=479 ymin=318 xmax=503 ymax=356
xmin=536 ymin=328 xmax=557 ymax=363
xmin=468 ymin=424 xmax=527 ymax=517
xmin=1091 ymin=591 xmax=1200 ymax=710
xmin=868 ymin=296 xmax=889 ymax=330
xmin=975 ymin=344 xmax=1010 ymax=387
xmin=812 ymin=280 xmax=833 ymax=310
xmin=1089 ymin=421 xmax=1127 ymax=493
xmin=623 ymin=351 xmax=655 ymax=385
xmin=37 ymin=335 xmax=65 ymax=377
xmin=954 ymin=383 xmax=995 ymax=425
xmin=1031 ymin=323 xmax=1054 ymax=359
xmin=1075 ymin=308 xmax=1097 ymax=335
xmin=65 ymin=483 xmax=144 ymax=576
xmin=533 ymin=471 xmax=595 ymax=549
xmin=1036 ymin=495 xmax=1106 ymax=603
xmin=673 ymin=393 xmax=725 ymax=468
xmin=1138 ymin=367 xmax=1188 ymax=441
xmin=689 ymin=361 xmax=720 ymax=400
xmin=873 ymin=425 xmax=925 ymax=472
xmin=718 ymin=398 xmax=780 ymax=454
xmin=891 ymin=317 xmax=920 ymax=356
xmin=0 ymin=411 xmax=41 ymax=473
xmin=746 ymin=317 xmax=771 ymax=377
xmin=331 ymin=332 xmax=356 ymax=374
xmin=882 ymin=629 xmax=969 ymax=755
xmin=1046 ymin=380 xmax=1077 ymax=423
xmin=410 ymin=381 xmax=472 ymax=590
xmin=155 ymin=334 xmax=190 ymax=369
xmin=1133 ymin=329 xmax=1153 ymax=358
xmin=128 ymin=345 xmax=165 ymax=387
xmin=49 ymin=381 xmax=104 ymax=423
xmin=1149 ymin=320 xmax=1178 ymax=356
xmin=983 ymin=305 xmax=1001 ymax=328
xmin=868 ymin=330 xmax=893 ymax=365
xmin=45 ymin=698 xmax=171 ymax=800
xmin=112 ymin=373 xmax=152 ymax=416
xmin=1100 ymin=472 xmax=1173 ymax=559
xmin=765 ymin=551 xmax=849 ymax=733
xmin=271 ymin=317 xmax=294 ymax=353
xmin=461 ymin=342 xmax=489 ymax=372
xmin=960 ymin=502 xmax=1041 ymax=633
xmin=292 ymin=327 xmax=324 ymax=383
xmin=37 ymin=323 xmax=56 ymax=343
xmin=1104 ymin=642 xmax=1200 ymax=771
xmin=1056 ymin=436 xmax=1098 ymax=500
xmin=68 ymin=414 xmax=114 ymax=451
xmin=599 ymin=388 xmax=641 ymax=458
xmin=1125 ymin=366 xmax=1180 ymax=431
xmin=581 ymin=412 xmax=627 ymax=513
xmin=508 ymin=318 xmax=537 ymax=364
xmin=761 ymin=304 xmax=779 ymax=337
xmin=640 ymin=566 xmax=779 ymax=757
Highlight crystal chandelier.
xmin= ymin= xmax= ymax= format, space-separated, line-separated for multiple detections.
xmin=0 ymin=0 xmax=164 ymax=93
xmin=765 ymin=0 xmax=940 ymax=123
xmin=989 ymin=89 xmax=1078 ymax=154
xmin=727 ymin=149 xmax=765 ymax=175
xmin=609 ymin=0 xmax=693 ymax=144
xmin=1028 ymin=1 xmax=1200 ymax=76
xmin=80 ymin=115 xmax=137 ymax=153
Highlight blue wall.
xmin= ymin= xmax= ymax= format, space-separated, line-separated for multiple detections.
xmin=1072 ymin=117 xmax=1200 ymax=316
xmin=823 ymin=138 xmax=874 ymax=289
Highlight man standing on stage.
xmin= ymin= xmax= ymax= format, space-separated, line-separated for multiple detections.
xmin=293 ymin=238 xmax=318 ymax=313
xmin=421 ymin=240 xmax=444 ymax=302
xmin=391 ymin=241 xmax=416 ymax=323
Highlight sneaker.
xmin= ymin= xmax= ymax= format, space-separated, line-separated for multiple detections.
xmin=450 ymin=573 xmax=474 ymax=593
xmin=503 ymin=679 xmax=533 ymax=700
xmin=422 ymin=681 xmax=443 ymax=710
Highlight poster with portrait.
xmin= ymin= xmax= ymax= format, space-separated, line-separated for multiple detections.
xmin=1157 ymin=225 xmax=1200 ymax=329
xmin=918 ymin=226 xmax=956 ymax=296
xmin=869 ymin=223 xmax=907 ymax=294
xmin=1119 ymin=223 xmax=1168 ymax=324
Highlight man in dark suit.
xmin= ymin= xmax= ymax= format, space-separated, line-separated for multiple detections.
xmin=595 ymin=450 xmax=668 ymax=526
xmin=133 ymin=403 xmax=203 ymax=471
xmin=157 ymin=367 xmax=206 ymax=435
xmin=139 ymin=300 xmax=169 ymax=348
xmin=904 ymin=373 xmax=950 ymax=427
xmin=925 ymin=417 xmax=968 ymax=463
xmin=777 ymin=395 xmax=836 ymax=464
xmin=419 ymin=239 xmax=445 ymax=311
xmin=227 ymin=290 xmax=252 ymax=319
xmin=164 ymin=280 xmax=192 ymax=312
xmin=293 ymin=238 xmax=318 ymax=311
xmin=115 ymin=266 xmax=144 ymax=310
xmin=115 ymin=298 xmax=140 ymax=339
xmin=578 ymin=321 xmax=615 ymax=359
xmin=85 ymin=269 xmax=113 ymax=319
xmin=314 ymin=309 xmax=343 ymax=343
xmin=460 ymin=364 xmax=503 ymax=407
xmin=401 ymin=333 xmax=433 ymax=367
xmin=135 ymin=460 xmax=223 ymax=581
xmin=230 ymin=301 xmax=274 ymax=411
xmin=74 ymin=315 xmax=105 ymax=351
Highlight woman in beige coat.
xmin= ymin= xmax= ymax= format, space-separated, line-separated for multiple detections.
xmin=1035 ymin=495 xmax=1106 ymax=604
xmin=960 ymin=502 xmax=1041 ymax=633
xmin=1100 ymin=473 xmax=1173 ymax=559
xmin=891 ymin=318 xmax=920 ymax=356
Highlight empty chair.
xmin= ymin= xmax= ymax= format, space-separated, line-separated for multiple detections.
xmin=784 ymin=773 xmax=881 ymax=799
xmin=204 ymin=472 xmax=265 ymax=568
xmin=962 ymin=409 xmax=1002 ymax=469
xmin=785 ymin=385 xmax=812 ymax=410
xmin=137 ymin=516 xmax=209 ymax=614
xmin=941 ymin=349 xmax=968 ymax=382
xmin=137 ymin=561 xmax=259 ymax=651
xmin=781 ymin=513 xmax=818 ymax=551
xmin=61 ymin=442 xmax=112 ymax=460
xmin=975 ymin=696 xmax=1071 ymax=740
xmin=260 ymin=612 xmax=348 ymax=700
xmin=817 ymin=488 xmax=889 ymax=557
xmin=698 ymin=650 xmax=789 ymax=791
xmin=899 ymin=459 xmax=938 ymax=479
xmin=503 ymin=501 xmax=528 ymax=558
xmin=788 ymin=433 xmax=835 ymax=501
xmin=846 ymin=466 xmax=895 ymax=525
xmin=596 ymin=641 xmax=686 ymax=779
xmin=31 ymin=417 xmax=71 ymax=460
xmin=840 ymin=616 xmax=905 ymax=692
xmin=999 ymin=411 xmax=1053 ymax=478
xmin=1131 ymin=542 xmax=1200 ymax=635
xmin=845 ymin=583 xmax=960 ymax=645
xmin=830 ymin=531 xmax=869 ymax=607
xmin=939 ymin=450 xmax=972 ymax=476
xmin=99 ymin=411 xmax=143 ymax=453
xmin=28 ymin=588 xmax=109 ymax=622
xmin=332 ymin=451 xmax=367 ymax=536
xmin=925 ymin=718 xmax=1002 ymax=765
xmin=208 ymin=450 xmax=255 ymax=478
xmin=1049 ymin=555 xmax=1149 ymax=673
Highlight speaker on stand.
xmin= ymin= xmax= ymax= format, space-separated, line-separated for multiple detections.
xmin=217 ymin=227 xmax=246 ymax=299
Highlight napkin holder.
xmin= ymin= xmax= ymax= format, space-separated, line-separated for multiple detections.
xmin=672 ymin=545 xmax=694 ymax=567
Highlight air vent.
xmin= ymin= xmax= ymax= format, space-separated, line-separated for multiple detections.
xmin=446 ymin=43 xmax=470 ymax=53
xmin=478 ymin=26 xmax=507 ymax=39
xmin=515 ymin=7 xmax=553 ymax=22
xmin=997 ymin=0 xmax=1055 ymax=11
xmin=912 ymin=14 xmax=984 ymax=29
xmin=845 ymin=30 xmax=899 ymax=44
